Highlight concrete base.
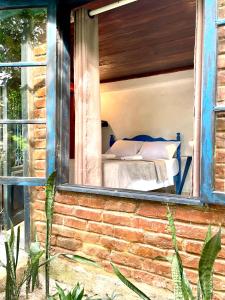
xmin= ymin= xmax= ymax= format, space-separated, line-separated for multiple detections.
xmin=49 ymin=257 xmax=174 ymax=300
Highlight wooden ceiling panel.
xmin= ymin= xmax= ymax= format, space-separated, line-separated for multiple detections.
xmin=74 ymin=0 xmax=196 ymax=82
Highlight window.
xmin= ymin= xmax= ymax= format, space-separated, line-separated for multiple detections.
xmin=0 ymin=1 xmax=57 ymax=246
xmin=58 ymin=0 xmax=202 ymax=204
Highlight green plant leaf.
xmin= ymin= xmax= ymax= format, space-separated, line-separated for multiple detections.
xmin=45 ymin=171 xmax=56 ymax=297
xmin=111 ymin=263 xmax=151 ymax=300
xmin=199 ymin=228 xmax=221 ymax=300
xmin=15 ymin=225 xmax=20 ymax=268
xmin=167 ymin=206 xmax=178 ymax=251
xmin=62 ymin=254 xmax=99 ymax=267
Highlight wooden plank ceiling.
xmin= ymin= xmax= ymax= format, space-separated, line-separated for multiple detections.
xmin=73 ymin=0 xmax=196 ymax=82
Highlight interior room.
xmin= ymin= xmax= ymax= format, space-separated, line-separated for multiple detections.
xmin=69 ymin=0 xmax=197 ymax=196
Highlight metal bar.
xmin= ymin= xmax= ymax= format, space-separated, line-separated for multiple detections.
xmin=24 ymin=187 xmax=30 ymax=250
xmin=0 ymin=119 xmax=46 ymax=124
xmin=89 ymin=0 xmax=138 ymax=17
xmin=201 ymin=0 xmax=217 ymax=202
xmin=214 ymin=105 xmax=225 ymax=111
xmin=0 ymin=62 xmax=46 ymax=68
xmin=0 ymin=177 xmax=45 ymax=186
xmin=57 ymin=184 xmax=202 ymax=206
xmin=216 ymin=18 xmax=225 ymax=26
xmin=46 ymin=1 xmax=57 ymax=177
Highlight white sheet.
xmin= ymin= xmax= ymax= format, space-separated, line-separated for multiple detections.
xmin=103 ymin=158 xmax=178 ymax=191
xmin=69 ymin=158 xmax=179 ymax=191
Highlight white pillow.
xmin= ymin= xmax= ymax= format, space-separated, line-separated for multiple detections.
xmin=139 ymin=141 xmax=180 ymax=160
xmin=106 ymin=140 xmax=143 ymax=157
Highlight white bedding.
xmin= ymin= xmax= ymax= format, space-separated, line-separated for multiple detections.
xmin=103 ymin=158 xmax=178 ymax=191
xmin=69 ymin=158 xmax=178 ymax=191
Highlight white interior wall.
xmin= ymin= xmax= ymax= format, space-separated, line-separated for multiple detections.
xmin=100 ymin=69 xmax=194 ymax=194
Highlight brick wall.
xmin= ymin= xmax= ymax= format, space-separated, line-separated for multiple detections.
xmin=33 ymin=192 xmax=225 ymax=299
xmin=29 ymin=45 xmax=47 ymax=177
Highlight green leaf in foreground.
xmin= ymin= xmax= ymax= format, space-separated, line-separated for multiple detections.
xmin=62 ymin=254 xmax=99 ymax=267
xmin=199 ymin=229 xmax=221 ymax=300
xmin=111 ymin=263 xmax=151 ymax=300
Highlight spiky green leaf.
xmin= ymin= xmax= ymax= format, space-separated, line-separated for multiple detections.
xmin=199 ymin=229 xmax=221 ymax=300
xmin=111 ymin=263 xmax=151 ymax=300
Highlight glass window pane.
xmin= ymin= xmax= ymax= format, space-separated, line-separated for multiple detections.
xmin=214 ymin=112 xmax=225 ymax=192
xmin=0 ymin=124 xmax=46 ymax=177
xmin=0 ymin=8 xmax=47 ymax=62
xmin=0 ymin=67 xmax=46 ymax=120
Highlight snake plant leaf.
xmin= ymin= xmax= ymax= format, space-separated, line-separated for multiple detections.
xmin=15 ymin=225 xmax=20 ymax=268
xmin=167 ymin=206 xmax=178 ymax=251
xmin=111 ymin=263 xmax=151 ymax=300
xmin=171 ymin=254 xmax=183 ymax=300
xmin=62 ymin=254 xmax=99 ymax=267
xmin=72 ymin=283 xmax=85 ymax=300
xmin=172 ymin=251 xmax=195 ymax=300
xmin=199 ymin=228 xmax=221 ymax=300
xmin=45 ymin=171 xmax=56 ymax=297
xmin=55 ymin=282 xmax=67 ymax=300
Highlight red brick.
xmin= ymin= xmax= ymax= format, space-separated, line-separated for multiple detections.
xmin=33 ymin=150 xmax=46 ymax=160
xmin=103 ymin=211 xmax=131 ymax=226
xmin=114 ymin=226 xmax=144 ymax=242
xmin=54 ymin=203 xmax=73 ymax=216
xmin=130 ymin=243 xmax=167 ymax=259
xmin=33 ymin=108 xmax=46 ymax=118
xmin=78 ymin=195 xmax=106 ymax=209
xmin=33 ymin=210 xmax=45 ymax=222
xmin=33 ymin=200 xmax=45 ymax=210
xmin=73 ymin=207 xmax=102 ymax=221
xmin=52 ymin=224 xmax=76 ymax=238
xmin=83 ymin=245 xmax=110 ymax=259
xmin=35 ymin=99 xmax=46 ymax=108
xmin=134 ymin=217 xmax=168 ymax=234
xmin=131 ymin=269 xmax=173 ymax=290
xmin=143 ymin=259 xmax=171 ymax=278
xmin=64 ymin=216 xmax=87 ymax=230
xmin=137 ymin=203 xmax=167 ymax=219
xmin=100 ymin=236 xmax=129 ymax=252
xmin=56 ymin=236 xmax=82 ymax=251
xmin=143 ymin=232 xmax=174 ymax=249
xmin=34 ymin=128 xmax=46 ymax=140
xmin=105 ymin=198 xmax=137 ymax=212
xmin=110 ymin=251 xmax=143 ymax=269
xmin=55 ymin=192 xmax=79 ymax=205
xmin=102 ymin=261 xmax=132 ymax=278
xmin=53 ymin=214 xmax=64 ymax=225
xmin=34 ymin=160 xmax=45 ymax=170
xmin=87 ymin=221 xmax=114 ymax=235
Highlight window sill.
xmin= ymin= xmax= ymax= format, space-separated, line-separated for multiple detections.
xmin=57 ymin=184 xmax=203 ymax=206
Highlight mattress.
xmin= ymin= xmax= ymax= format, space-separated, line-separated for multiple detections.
xmin=102 ymin=158 xmax=179 ymax=191
xmin=69 ymin=158 xmax=178 ymax=191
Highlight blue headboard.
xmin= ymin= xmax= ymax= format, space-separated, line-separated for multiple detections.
xmin=109 ymin=133 xmax=181 ymax=194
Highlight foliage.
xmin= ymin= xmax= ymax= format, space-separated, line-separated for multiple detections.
xmin=0 ymin=172 xmax=99 ymax=300
xmin=48 ymin=283 xmax=120 ymax=300
xmin=112 ymin=207 xmax=221 ymax=300
xmin=45 ymin=171 xmax=57 ymax=297
xmin=1 ymin=224 xmax=44 ymax=300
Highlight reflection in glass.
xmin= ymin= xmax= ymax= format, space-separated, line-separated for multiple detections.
xmin=0 ymin=124 xmax=46 ymax=177
xmin=214 ymin=112 xmax=225 ymax=192
xmin=0 ymin=8 xmax=47 ymax=62
xmin=0 ymin=67 xmax=46 ymax=119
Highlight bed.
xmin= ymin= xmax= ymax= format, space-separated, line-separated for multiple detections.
xmin=102 ymin=133 xmax=191 ymax=194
